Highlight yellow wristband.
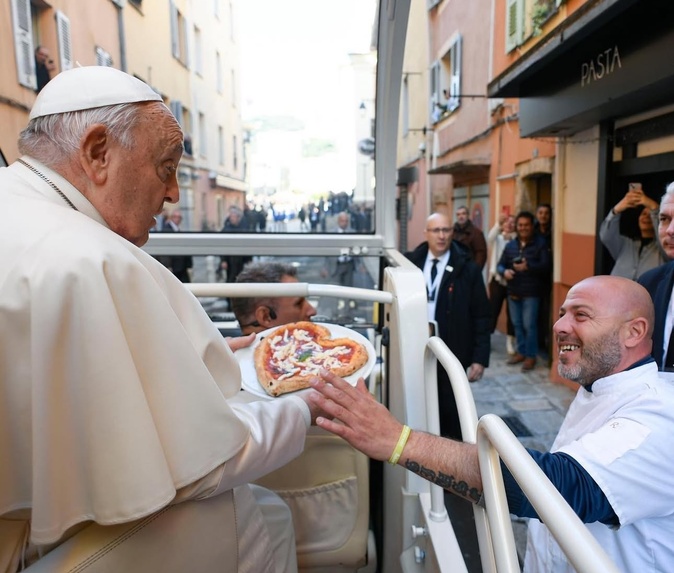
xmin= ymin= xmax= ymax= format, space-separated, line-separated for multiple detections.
xmin=388 ymin=425 xmax=411 ymax=465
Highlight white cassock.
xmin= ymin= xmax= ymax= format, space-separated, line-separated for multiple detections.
xmin=0 ymin=159 xmax=306 ymax=572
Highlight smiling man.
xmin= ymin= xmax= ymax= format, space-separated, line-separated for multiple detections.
xmin=309 ymin=275 xmax=674 ymax=572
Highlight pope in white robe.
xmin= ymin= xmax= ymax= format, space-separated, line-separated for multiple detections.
xmin=0 ymin=67 xmax=311 ymax=573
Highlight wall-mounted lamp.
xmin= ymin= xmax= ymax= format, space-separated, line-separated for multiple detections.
xmin=418 ymin=141 xmax=426 ymax=157
xmin=408 ymin=126 xmax=432 ymax=136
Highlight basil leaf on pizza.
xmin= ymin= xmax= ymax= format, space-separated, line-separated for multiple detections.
xmin=253 ymin=321 xmax=369 ymax=397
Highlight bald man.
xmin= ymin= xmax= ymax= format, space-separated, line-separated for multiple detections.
xmin=309 ymin=276 xmax=674 ymax=572
xmin=406 ymin=212 xmax=491 ymax=438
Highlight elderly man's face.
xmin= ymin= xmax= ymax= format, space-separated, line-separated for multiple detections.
xmin=337 ymin=214 xmax=349 ymax=229
xmin=268 ymin=275 xmax=317 ymax=326
xmin=553 ymin=281 xmax=623 ymax=387
xmin=101 ymin=103 xmax=183 ymax=246
xmin=424 ymin=214 xmax=452 ymax=257
xmin=170 ymin=210 xmax=183 ymax=226
xmin=658 ymin=194 xmax=674 ymax=259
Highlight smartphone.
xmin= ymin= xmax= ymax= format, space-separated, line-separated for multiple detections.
xmin=629 ymin=182 xmax=642 ymax=191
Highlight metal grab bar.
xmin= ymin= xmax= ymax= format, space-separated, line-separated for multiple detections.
xmin=477 ymin=415 xmax=620 ymax=573
xmin=424 ymin=337 xmax=496 ymax=573
xmin=187 ymin=281 xmax=394 ymax=304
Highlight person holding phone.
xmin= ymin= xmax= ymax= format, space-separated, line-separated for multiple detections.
xmin=600 ymin=183 xmax=664 ymax=280
xmin=497 ymin=211 xmax=551 ymax=372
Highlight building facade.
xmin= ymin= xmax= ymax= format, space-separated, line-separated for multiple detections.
xmin=1 ymin=0 xmax=247 ymax=231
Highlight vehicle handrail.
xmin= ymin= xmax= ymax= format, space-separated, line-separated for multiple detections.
xmin=477 ymin=414 xmax=620 ymax=573
xmin=187 ymin=281 xmax=394 ymax=304
xmin=425 ymin=336 xmax=498 ymax=573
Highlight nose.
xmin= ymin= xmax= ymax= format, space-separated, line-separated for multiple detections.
xmin=305 ymin=301 xmax=317 ymax=319
xmin=552 ymin=313 xmax=568 ymax=337
xmin=165 ymin=178 xmax=180 ymax=204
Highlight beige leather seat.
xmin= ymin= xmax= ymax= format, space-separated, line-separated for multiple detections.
xmin=255 ymin=428 xmax=373 ymax=573
xmin=23 ymin=491 xmax=238 ymax=572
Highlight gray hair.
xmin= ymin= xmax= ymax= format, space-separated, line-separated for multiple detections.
xmin=663 ymin=182 xmax=674 ymax=204
xmin=230 ymin=261 xmax=298 ymax=324
xmin=18 ymin=103 xmax=144 ymax=168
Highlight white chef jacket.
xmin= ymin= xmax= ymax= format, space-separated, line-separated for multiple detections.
xmin=0 ymin=159 xmax=308 ymax=569
xmin=524 ymin=362 xmax=674 ymax=572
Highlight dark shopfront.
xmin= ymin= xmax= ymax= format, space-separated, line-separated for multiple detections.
xmin=488 ymin=0 xmax=674 ymax=275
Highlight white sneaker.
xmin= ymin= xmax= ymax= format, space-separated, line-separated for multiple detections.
xmin=506 ymin=335 xmax=516 ymax=355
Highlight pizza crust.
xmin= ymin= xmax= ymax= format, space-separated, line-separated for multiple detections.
xmin=253 ymin=321 xmax=369 ymax=397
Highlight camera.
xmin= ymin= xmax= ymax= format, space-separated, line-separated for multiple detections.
xmin=512 ymin=256 xmax=523 ymax=264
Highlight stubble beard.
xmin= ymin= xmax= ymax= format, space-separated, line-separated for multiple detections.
xmin=558 ymin=331 xmax=622 ymax=387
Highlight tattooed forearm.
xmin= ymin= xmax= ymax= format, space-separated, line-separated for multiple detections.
xmin=405 ymin=459 xmax=481 ymax=503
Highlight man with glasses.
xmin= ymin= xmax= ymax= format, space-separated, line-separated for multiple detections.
xmin=406 ymin=212 xmax=491 ymax=439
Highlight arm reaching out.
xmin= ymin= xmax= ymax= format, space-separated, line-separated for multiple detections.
xmin=309 ymin=370 xmax=484 ymax=503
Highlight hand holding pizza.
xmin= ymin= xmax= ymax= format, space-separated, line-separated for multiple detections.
xmin=225 ymin=332 xmax=256 ymax=352
xmin=309 ymin=370 xmax=405 ymax=463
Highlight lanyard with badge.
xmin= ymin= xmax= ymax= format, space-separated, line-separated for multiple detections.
xmin=427 ymin=259 xmax=442 ymax=301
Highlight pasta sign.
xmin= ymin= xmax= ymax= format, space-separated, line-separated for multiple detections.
xmin=581 ymin=45 xmax=622 ymax=87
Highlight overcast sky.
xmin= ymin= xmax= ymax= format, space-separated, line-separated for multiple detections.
xmin=237 ymin=0 xmax=377 ymax=125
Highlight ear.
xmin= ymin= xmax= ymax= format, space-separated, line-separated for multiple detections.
xmin=78 ymin=124 xmax=111 ymax=185
xmin=255 ymin=305 xmax=275 ymax=328
xmin=623 ymin=317 xmax=649 ymax=348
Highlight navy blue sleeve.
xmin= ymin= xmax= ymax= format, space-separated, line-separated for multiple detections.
xmin=500 ymin=449 xmax=618 ymax=526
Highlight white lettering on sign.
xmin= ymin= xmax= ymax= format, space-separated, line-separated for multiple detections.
xmin=581 ymin=46 xmax=622 ymax=87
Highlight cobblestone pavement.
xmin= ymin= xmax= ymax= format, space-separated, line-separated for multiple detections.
xmin=452 ymin=330 xmax=578 ymax=570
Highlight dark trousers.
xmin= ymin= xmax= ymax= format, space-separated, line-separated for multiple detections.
xmin=437 ymin=366 xmax=462 ymax=440
xmin=488 ymin=278 xmax=513 ymax=335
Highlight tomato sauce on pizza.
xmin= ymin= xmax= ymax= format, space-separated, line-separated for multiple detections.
xmin=253 ymin=321 xmax=368 ymax=397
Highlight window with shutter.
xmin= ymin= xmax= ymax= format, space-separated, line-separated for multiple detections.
xmin=95 ymin=47 xmax=113 ymax=67
xmin=505 ymin=0 xmax=523 ymax=53
xmin=56 ymin=11 xmax=73 ymax=71
xmin=170 ymin=1 xmax=179 ymax=59
xmin=10 ymin=0 xmax=36 ymax=89
xmin=446 ymin=35 xmax=462 ymax=112
xmin=429 ymin=61 xmax=441 ymax=124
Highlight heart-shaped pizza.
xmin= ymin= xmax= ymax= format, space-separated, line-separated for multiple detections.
xmin=253 ymin=321 xmax=369 ymax=397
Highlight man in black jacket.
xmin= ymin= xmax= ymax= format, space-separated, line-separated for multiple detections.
xmin=638 ymin=181 xmax=674 ymax=370
xmin=406 ymin=212 xmax=491 ymax=439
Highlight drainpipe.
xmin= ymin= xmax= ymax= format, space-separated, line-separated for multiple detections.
xmin=111 ymin=0 xmax=128 ymax=72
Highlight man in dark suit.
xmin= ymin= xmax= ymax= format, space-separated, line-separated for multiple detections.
xmin=157 ymin=209 xmax=193 ymax=282
xmin=638 ymin=181 xmax=674 ymax=370
xmin=219 ymin=206 xmax=253 ymax=283
xmin=406 ymin=212 xmax=491 ymax=439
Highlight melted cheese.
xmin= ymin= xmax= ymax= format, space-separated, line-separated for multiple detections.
xmin=267 ymin=327 xmax=353 ymax=378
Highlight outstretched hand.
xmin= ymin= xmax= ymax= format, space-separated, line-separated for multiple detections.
xmin=225 ymin=332 xmax=256 ymax=352
xmin=308 ymin=370 xmax=404 ymax=462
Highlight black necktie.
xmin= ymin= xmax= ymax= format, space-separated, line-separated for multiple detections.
xmin=665 ymin=327 xmax=674 ymax=371
xmin=430 ymin=259 xmax=439 ymax=283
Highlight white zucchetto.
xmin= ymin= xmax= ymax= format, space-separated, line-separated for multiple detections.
xmin=30 ymin=66 xmax=162 ymax=120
